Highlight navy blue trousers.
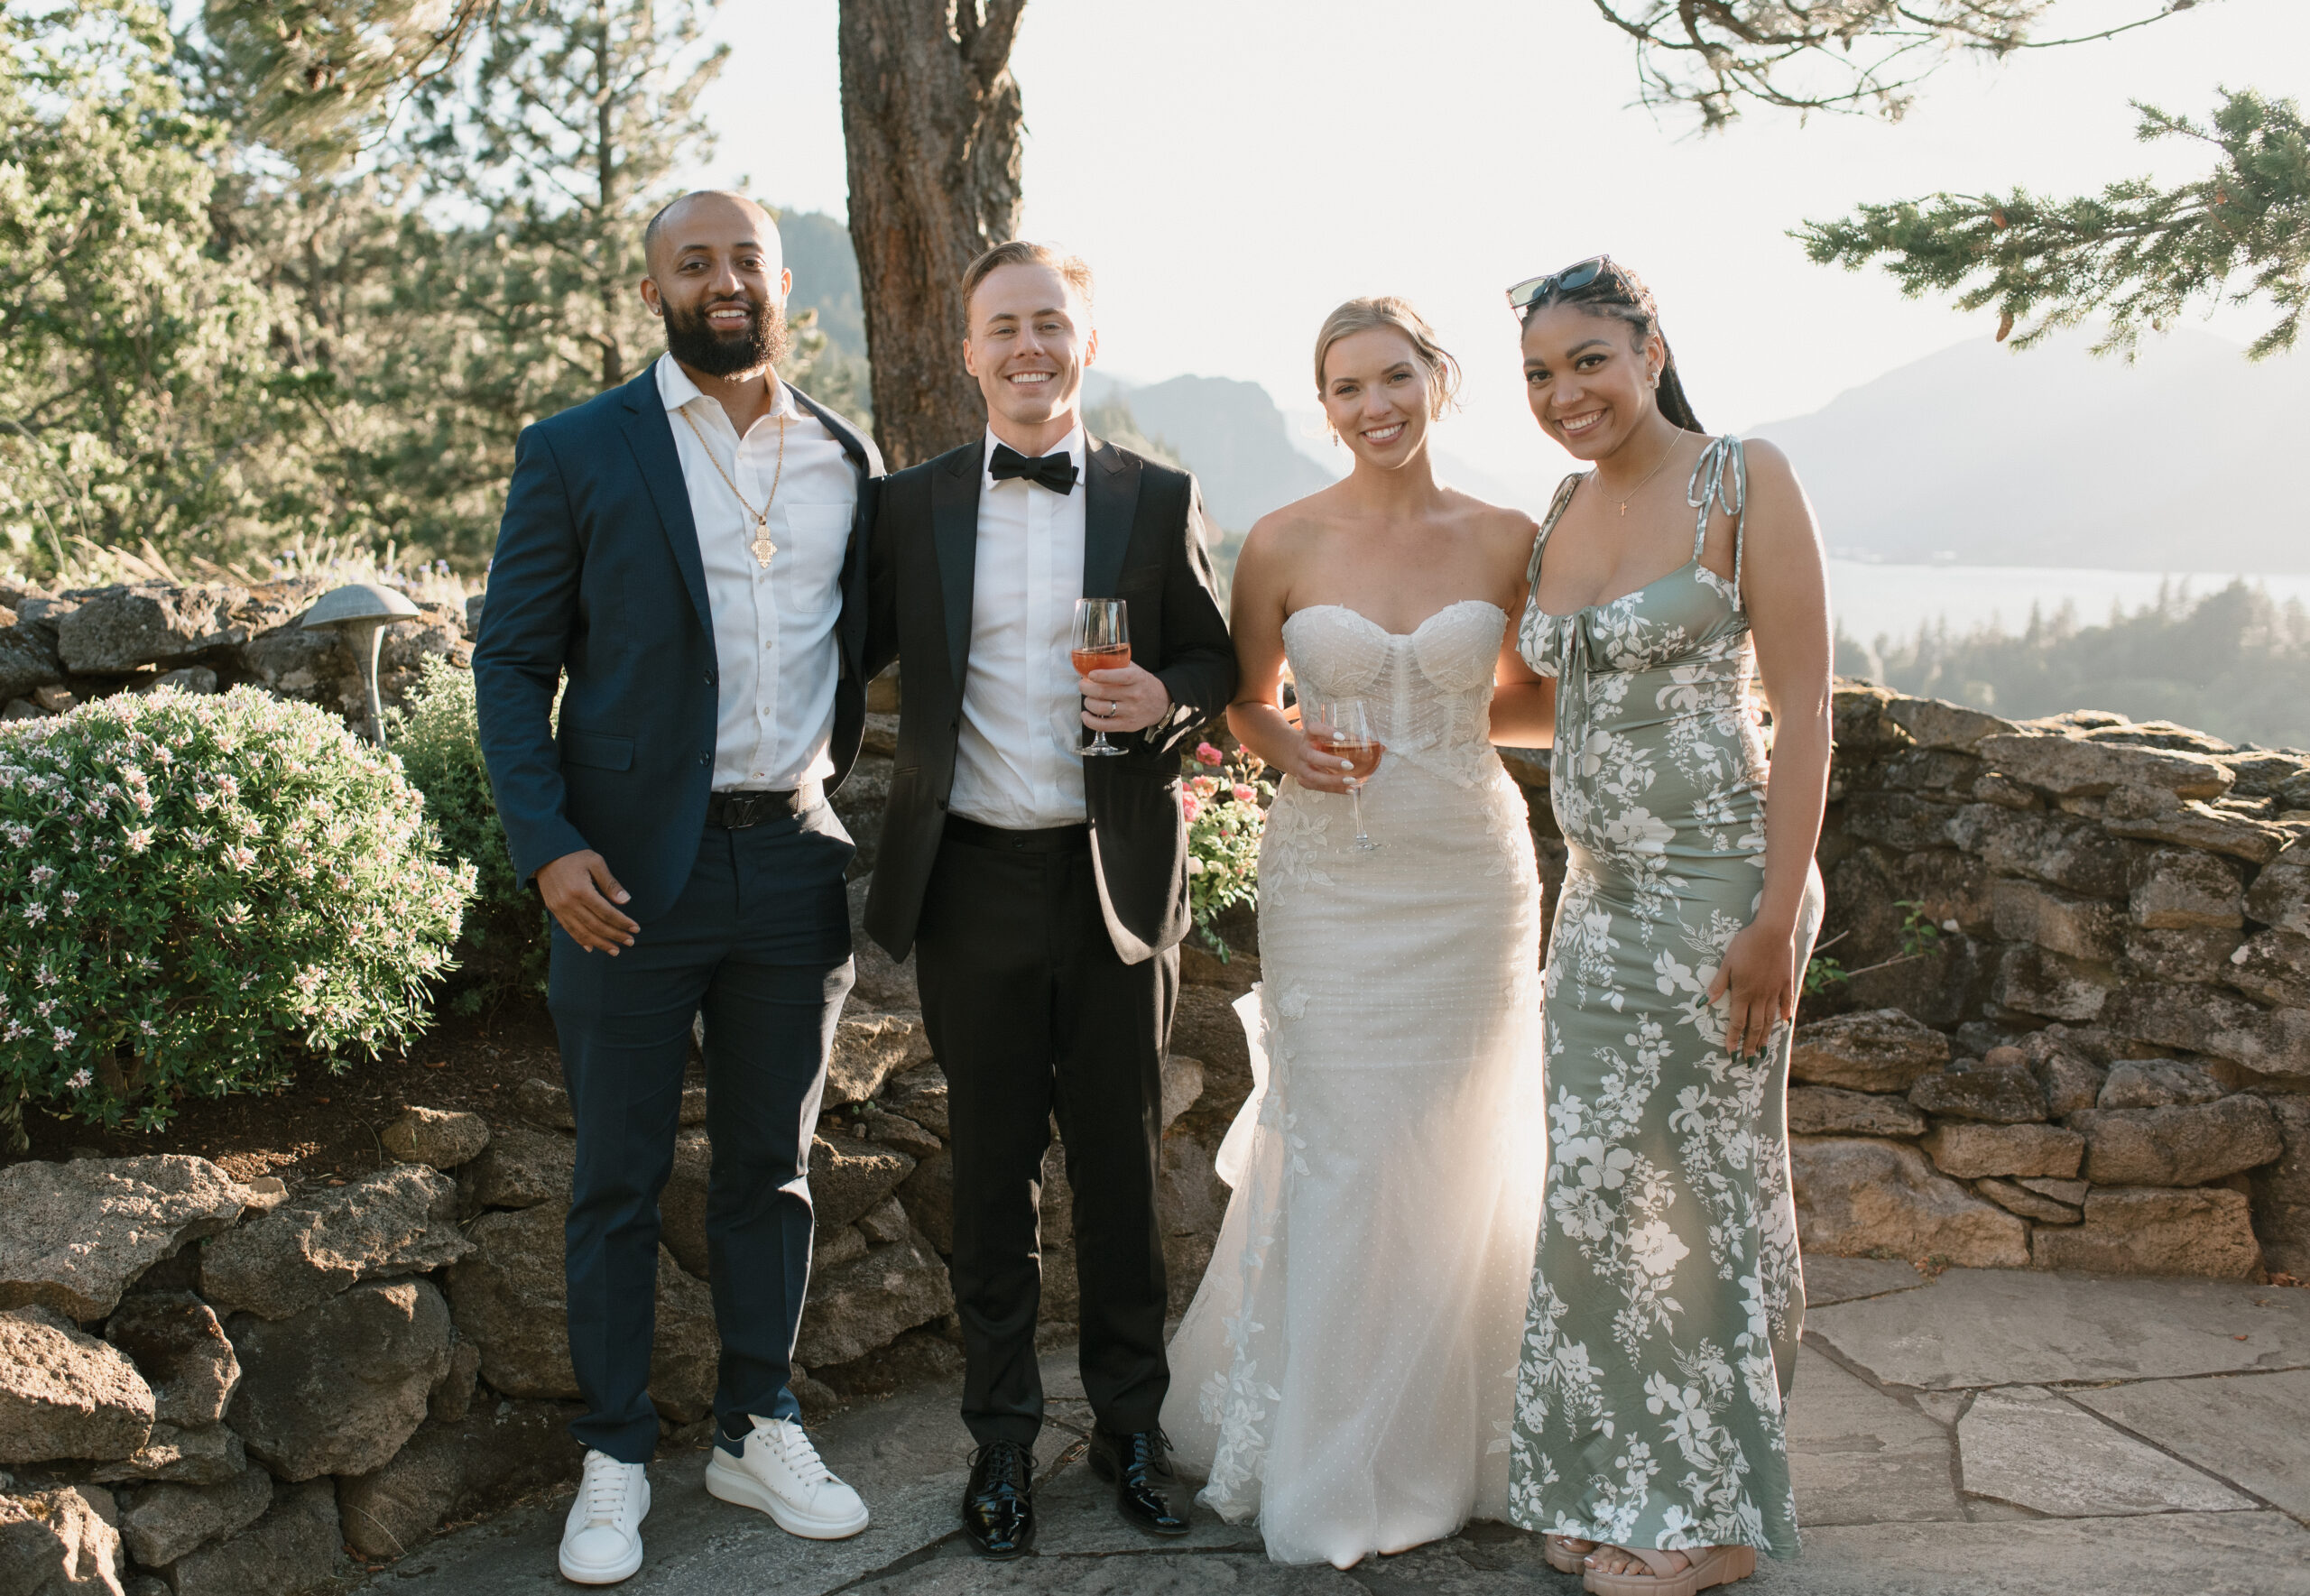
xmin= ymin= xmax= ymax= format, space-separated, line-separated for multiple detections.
xmin=548 ymin=805 xmax=855 ymax=1463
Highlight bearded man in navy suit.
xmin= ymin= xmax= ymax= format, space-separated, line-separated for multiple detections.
xmin=475 ymin=191 xmax=879 ymax=1585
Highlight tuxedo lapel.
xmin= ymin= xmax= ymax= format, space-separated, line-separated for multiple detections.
xmin=1082 ymin=437 xmax=1140 ymax=600
xmin=931 ymin=446 xmax=982 ymax=687
xmin=617 ymin=374 xmax=711 ymax=636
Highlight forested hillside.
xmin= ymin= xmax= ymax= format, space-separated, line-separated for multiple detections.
xmin=1841 ymin=580 xmax=2310 ymax=749
xmin=0 ymin=0 xmax=857 ymax=579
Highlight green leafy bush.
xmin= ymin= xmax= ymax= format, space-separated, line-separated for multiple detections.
xmin=0 ymin=687 xmax=474 ymax=1130
xmin=390 ymin=657 xmax=550 ymax=1010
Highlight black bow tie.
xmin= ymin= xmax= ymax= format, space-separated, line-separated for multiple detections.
xmin=989 ymin=443 xmax=1079 ymax=494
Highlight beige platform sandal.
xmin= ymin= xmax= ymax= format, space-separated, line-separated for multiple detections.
xmin=1582 ymin=1543 xmax=1757 ymax=1596
xmin=1545 ymin=1536 xmax=1595 ymax=1573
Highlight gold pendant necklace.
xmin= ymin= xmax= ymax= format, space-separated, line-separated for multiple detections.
xmin=679 ymin=401 xmax=789 ymax=567
xmin=1601 ymin=429 xmax=1681 ymax=518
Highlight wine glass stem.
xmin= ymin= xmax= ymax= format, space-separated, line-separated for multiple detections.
xmin=1350 ymin=782 xmax=1370 ymax=846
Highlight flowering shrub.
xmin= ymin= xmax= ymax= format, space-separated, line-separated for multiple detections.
xmin=0 ymin=687 xmax=475 ymax=1130
xmin=390 ymin=658 xmax=549 ymax=1010
xmin=1182 ymin=739 xmax=1273 ymax=961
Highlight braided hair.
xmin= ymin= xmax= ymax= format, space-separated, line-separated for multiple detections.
xmin=1519 ymin=261 xmax=1704 ymax=435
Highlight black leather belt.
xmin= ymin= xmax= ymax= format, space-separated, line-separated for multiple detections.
xmin=706 ymin=783 xmax=821 ymax=829
xmin=943 ymin=814 xmax=1090 ymax=853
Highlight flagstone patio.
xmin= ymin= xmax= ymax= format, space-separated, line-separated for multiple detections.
xmin=366 ymin=1262 xmax=2310 ymax=1596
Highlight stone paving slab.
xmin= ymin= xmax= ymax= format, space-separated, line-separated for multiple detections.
xmin=1955 ymin=1385 xmax=2255 ymax=1516
xmin=365 ymin=1269 xmax=2310 ymax=1596
xmin=1804 ymin=1257 xmax=1932 ymax=1308
xmin=1783 ymin=1347 xmax=1961 ymax=1527
xmin=1757 ymin=1513 xmax=2310 ymax=1596
xmin=1806 ymin=1268 xmax=2310 ymax=1389
xmin=2067 ymin=1368 xmax=2310 ymax=1521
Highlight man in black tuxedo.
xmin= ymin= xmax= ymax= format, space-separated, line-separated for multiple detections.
xmin=476 ymin=191 xmax=882 ymax=1584
xmin=862 ymin=242 xmax=1235 ymax=1556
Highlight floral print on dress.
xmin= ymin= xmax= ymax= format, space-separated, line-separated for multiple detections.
xmin=1507 ymin=438 xmax=1822 ymax=1562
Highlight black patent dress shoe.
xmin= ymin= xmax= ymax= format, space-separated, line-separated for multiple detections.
xmin=962 ymin=1440 xmax=1036 ymax=1559
xmin=1088 ymin=1427 xmax=1188 ymax=1536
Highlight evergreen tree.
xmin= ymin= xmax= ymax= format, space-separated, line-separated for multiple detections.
xmin=0 ymin=0 xmax=285 ymax=567
xmin=1798 ymin=88 xmax=2308 ymax=360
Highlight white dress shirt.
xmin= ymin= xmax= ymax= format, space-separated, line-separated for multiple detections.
xmin=949 ymin=426 xmax=1091 ymax=829
xmin=656 ymin=353 xmax=856 ymax=792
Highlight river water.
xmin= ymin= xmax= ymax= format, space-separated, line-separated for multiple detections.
xmin=1829 ymin=561 xmax=2310 ymax=647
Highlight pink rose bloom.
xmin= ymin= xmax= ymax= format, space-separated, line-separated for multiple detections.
xmin=1190 ymin=775 xmax=1220 ymax=798
xmin=1181 ymin=794 xmax=1202 ymax=821
xmin=1233 ymin=783 xmax=1256 ymax=805
xmin=1196 ymin=742 xmax=1224 ymax=767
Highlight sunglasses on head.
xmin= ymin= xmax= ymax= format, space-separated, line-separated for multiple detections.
xmin=1505 ymin=256 xmax=1611 ymax=314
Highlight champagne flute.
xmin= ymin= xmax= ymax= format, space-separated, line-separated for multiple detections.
xmin=1302 ymin=696 xmax=1384 ymax=851
xmin=1070 ymin=598 xmax=1131 ymax=758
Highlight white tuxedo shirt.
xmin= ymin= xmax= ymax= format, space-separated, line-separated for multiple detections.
xmin=948 ymin=425 xmax=1091 ymax=829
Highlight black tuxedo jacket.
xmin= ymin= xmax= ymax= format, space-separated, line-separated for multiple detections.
xmin=474 ymin=367 xmax=883 ymax=924
xmin=861 ymin=435 xmax=1236 ymax=964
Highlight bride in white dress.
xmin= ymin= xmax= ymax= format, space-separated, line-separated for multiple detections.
xmin=1161 ymin=298 xmax=1554 ymax=1568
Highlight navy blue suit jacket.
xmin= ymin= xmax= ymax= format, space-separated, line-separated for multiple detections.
xmin=474 ymin=366 xmax=884 ymax=925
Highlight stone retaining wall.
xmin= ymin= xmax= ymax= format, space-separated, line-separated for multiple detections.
xmin=0 ymin=577 xmax=470 ymax=725
xmin=1502 ymin=686 xmax=2309 ymax=1281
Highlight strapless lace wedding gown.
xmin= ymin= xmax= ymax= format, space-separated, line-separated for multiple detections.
xmin=1162 ymin=599 xmax=1546 ymax=1568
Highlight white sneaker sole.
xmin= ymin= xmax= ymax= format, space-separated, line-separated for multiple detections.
xmin=703 ymin=1451 xmax=871 ymax=1539
xmin=558 ymin=1538 xmax=644 ymax=1585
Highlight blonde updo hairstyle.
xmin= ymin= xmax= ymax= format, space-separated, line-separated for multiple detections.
xmin=1313 ymin=297 xmax=1462 ymax=420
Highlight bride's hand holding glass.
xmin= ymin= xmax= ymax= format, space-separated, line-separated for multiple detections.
xmin=1298 ymin=697 xmax=1385 ymax=851
xmin=1280 ymin=715 xmax=1360 ymax=793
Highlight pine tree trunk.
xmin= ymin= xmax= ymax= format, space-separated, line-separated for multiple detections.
xmin=836 ymin=0 xmax=1026 ymax=468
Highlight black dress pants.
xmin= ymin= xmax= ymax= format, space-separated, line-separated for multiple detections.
xmin=548 ymin=805 xmax=855 ymax=1462
xmin=913 ymin=820 xmax=1178 ymax=1449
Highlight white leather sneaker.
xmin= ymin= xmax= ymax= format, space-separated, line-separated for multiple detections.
xmin=703 ymin=1415 xmax=870 ymax=1538
xmin=559 ymin=1449 xmax=650 ymax=1584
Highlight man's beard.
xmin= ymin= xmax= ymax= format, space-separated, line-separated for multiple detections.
xmin=662 ymin=296 xmax=790 ymax=376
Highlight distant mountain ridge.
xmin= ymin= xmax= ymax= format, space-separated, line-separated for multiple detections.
xmin=776 ymin=210 xmax=865 ymax=360
xmin=1749 ymin=328 xmax=2310 ymax=573
xmin=1085 ymin=371 xmax=1333 ymax=532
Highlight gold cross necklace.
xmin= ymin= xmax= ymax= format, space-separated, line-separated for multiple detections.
xmin=1596 ymin=428 xmax=1681 ymax=517
xmin=679 ymin=401 xmax=788 ymax=567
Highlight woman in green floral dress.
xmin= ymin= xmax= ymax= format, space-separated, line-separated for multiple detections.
xmin=1503 ymin=259 xmax=1832 ymax=1596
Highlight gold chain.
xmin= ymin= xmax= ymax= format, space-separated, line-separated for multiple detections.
xmin=1595 ymin=428 xmax=1682 ymax=518
xmin=679 ymin=401 xmax=789 ymax=567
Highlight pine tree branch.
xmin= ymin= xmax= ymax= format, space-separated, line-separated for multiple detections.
xmin=1589 ymin=1 xmax=2213 ymax=130
xmin=1796 ymin=88 xmax=2309 ymax=359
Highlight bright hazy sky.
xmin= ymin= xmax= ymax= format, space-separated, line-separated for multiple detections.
xmin=696 ymin=0 xmax=2307 ymax=494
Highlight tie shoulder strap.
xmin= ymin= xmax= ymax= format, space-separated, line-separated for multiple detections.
xmin=1686 ymin=435 xmax=1749 ymax=599
xmin=1528 ymin=472 xmax=1585 ymax=589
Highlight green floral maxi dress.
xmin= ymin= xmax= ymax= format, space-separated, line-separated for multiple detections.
xmin=1508 ymin=438 xmax=1822 ymax=1561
